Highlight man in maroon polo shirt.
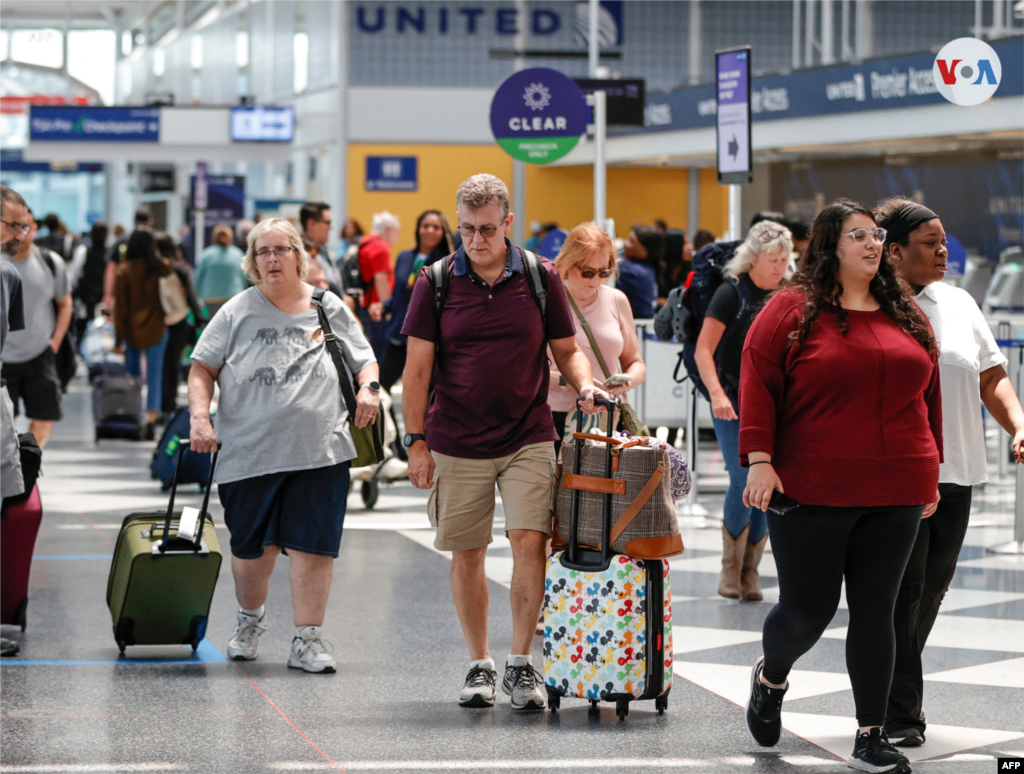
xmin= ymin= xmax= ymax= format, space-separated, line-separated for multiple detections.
xmin=402 ymin=174 xmax=602 ymax=711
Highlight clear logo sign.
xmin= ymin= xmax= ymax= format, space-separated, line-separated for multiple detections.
xmin=490 ymin=67 xmax=588 ymax=165
xmin=933 ymin=38 xmax=1002 ymax=107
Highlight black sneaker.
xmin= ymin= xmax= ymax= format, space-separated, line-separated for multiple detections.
xmin=746 ymin=656 xmax=788 ymax=746
xmin=887 ymin=727 xmax=925 ymax=747
xmin=501 ymin=662 xmax=547 ymax=711
xmin=458 ymin=664 xmax=497 ymax=708
xmin=848 ymin=728 xmax=912 ymax=773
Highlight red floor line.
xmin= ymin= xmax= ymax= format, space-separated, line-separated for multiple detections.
xmin=232 ymin=663 xmax=347 ymax=773
xmin=77 ymin=512 xmax=117 ymax=547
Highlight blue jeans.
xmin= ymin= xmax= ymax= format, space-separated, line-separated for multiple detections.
xmin=125 ymin=331 xmax=169 ymax=414
xmin=712 ymin=414 xmax=767 ymax=543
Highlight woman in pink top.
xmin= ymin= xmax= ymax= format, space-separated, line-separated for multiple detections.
xmin=548 ymin=223 xmax=646 ymax=453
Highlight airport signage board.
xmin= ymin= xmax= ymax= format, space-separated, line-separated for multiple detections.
xmin=231 ymin=106 xmax=294 ymax=143
xmin=29 ymin=106 xmax=160 ymax=143
xmin=365 ymin=157 xmax=418 ymax=191
xmin=0 ymin=149 xmax=102 ymax=173
xmin=574 ymin=79 xmax=645 ymax=126
xmin=716 ymin=47 xmax=752 ymax=185
xmin=641 ymin=37 xmax=1023 ymax=134
xmin=490 ymin=67 xmax=588 ymax=165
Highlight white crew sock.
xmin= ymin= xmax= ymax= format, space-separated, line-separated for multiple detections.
xmin=507 ymin=654 xmax=531 ymax=667
xmin=470 ymin=657 xmax=495 ymax=671
xmin=240 ymin=605 xmax=264 ymax=618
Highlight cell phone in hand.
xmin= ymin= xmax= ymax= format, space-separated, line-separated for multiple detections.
xmin=767 ymin=490 xmax=800 ymax=515
xmin=604 ymin=373 xmax=631 ymax=387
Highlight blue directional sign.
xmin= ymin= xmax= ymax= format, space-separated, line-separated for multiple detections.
xmin=716 ymin=47 xmax=752 ymax=184
xmin=29 ymin=107 xmax=160 ymax=143
xmin=366 ymin=157 xmax=418 ymax=191
xmin=537 ymin=228 xmax=569 ymax=260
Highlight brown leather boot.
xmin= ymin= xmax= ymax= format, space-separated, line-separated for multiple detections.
xmin=740 ymin=535 xmax=768 ymax=601
xmin=718 ymin=525 xmax=748 ymax=599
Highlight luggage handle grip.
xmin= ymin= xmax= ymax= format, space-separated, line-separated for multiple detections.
xmin=566 ymin=396 xmax=616 ymax=569
xmin=160 ymin=439 xmax=222 ymax=553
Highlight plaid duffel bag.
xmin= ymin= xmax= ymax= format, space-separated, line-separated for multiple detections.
xmin=554 ymin=435 xmax=685 ymax=560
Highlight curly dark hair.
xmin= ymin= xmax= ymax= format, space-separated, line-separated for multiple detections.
xmin=788 ymin=199 xmax=936 ymax=355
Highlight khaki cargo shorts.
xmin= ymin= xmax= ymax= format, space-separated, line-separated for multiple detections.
xmin=427 ymin=442 xmax=557 ymax=551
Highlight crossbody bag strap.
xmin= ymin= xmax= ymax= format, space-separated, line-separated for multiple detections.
xmin=567 ymin=293 xmax=612 ymax=380
xmin=312 ymin=288 xmax=358 ymax=417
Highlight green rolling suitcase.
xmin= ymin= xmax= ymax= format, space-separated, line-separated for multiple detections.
xmin=106 ymin=440 xmax=223 ymax=654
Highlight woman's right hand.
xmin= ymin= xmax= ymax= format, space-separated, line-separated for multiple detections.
xmin=743 ymin=463 xmax=784 ymax=512
xmin=190 ymin=415 xmax=218 ymax=454
xmin=711 ymin=393 xmax=738 ymax=421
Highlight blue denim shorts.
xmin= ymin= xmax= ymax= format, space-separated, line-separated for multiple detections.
xmin=217 ymin=462 xmax=351 ymax=559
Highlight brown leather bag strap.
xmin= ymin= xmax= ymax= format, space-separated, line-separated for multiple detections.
xmin=572 ymin=433 xmax=623 ymax=446
xmin=603 ymin=464 xmax=666 ymax=549
xmin=562 ymin=473 xmax=626 ymax=496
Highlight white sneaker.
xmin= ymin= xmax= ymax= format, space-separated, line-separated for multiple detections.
xmin=502 ymin=662 xmax=547 ymax=711
xmin=287 ymin=626 xmax=336 ymax=673
xmin=459 ymin=664 xmax=497 ymax=708
xmin=227 ymin=610 xmax=268 ymax=661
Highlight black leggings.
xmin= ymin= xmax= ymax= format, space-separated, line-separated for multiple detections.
xmin=762 ymin=503 xmax=922 ymax=728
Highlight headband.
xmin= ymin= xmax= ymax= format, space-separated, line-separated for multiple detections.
xmin=877 ymin=203 xmax=938 ymax=246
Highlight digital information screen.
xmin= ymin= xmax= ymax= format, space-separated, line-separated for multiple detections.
xmin=231 ymin=106 xmax=295 ymax=143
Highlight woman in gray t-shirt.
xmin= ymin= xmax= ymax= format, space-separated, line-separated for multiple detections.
xmin=189 ymin=217 xmax=379 ymax=674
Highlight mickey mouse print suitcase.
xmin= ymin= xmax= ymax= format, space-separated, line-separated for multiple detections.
xmin=542 ymin=396 xmax=674 ymax=718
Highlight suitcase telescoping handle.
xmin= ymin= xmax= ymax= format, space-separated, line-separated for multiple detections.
xmin=564 ymin=395 xmax=617 ymax=572
xmin=159 ymin=439 xmax=222 ymax=553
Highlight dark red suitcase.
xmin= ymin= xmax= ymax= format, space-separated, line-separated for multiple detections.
xmin=1 ymin=485 xmax=43 ymax=630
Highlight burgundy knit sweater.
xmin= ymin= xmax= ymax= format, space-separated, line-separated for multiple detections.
xmin=738 ymin=289 xmax=942 ymax=507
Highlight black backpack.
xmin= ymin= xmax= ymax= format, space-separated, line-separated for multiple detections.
xmin=2 ymin=432 xmax=41 ymax=515
xmin=37 ymin=248 xmax=77 ymax=391
xmin=338 ymin=243 xmax=367 ymax=300
xmin=427 ymin=247 xmax=548 ymax=325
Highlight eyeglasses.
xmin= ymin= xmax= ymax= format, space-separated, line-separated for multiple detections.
xmin=579 ymin=267 xmax=614 ymax=279
xmin=255 ymin=246 xmax=297 ymax=259
xmin=843 ymin=227 xmax=887 ymax=245
xmin=459 ymin=223 xmax=500 ymax=239
xmin=0 ymin=220 xmax=30 ymax=236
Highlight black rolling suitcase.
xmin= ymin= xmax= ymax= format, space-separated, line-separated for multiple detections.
xmin=93 ymin=369 xmax=144 ymax=441
xmin=542 ymin=396 xmax=674 ymax=718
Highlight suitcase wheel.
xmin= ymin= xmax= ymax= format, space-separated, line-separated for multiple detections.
xmin=191 ymin=639 xmax=201 ymax=652
xmin=655 ymin=693 xmax=668 ymax=714
xmin=616 ymin=698 xmax=629 ymax=720
xmin=588 ymin=700 xmax=600 ymax=719
xmin=545 ymin=687 xmax=560 ymax=713
xmin=361 ymin=481 xmax=379 ymax=509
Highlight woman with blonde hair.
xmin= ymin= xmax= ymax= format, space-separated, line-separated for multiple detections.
xmin=548 ymin=222 xmax=645 ymax=453
xmin=189 ymin=218 xmax=379 ymax=674
xmin=695 ymin=220 xmax=792 ymax=602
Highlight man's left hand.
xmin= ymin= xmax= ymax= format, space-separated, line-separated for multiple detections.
xmin=1013 ymin=429 xmax=1024 ymax=464
xmin=578 ymin=385 xmax=611 ymax=415
xmin=50 ymin=338 xmax=60 ymax=353
xmin=368 ymin=301 xmax=385 ymax=322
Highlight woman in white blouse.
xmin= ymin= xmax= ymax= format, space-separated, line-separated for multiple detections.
xmin=877 ymin=198 xmax=1024 ymax=748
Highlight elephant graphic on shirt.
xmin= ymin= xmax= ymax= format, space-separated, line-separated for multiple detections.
xmin=311 ymin=362 xmax=326 ymax=379
xmin=283 ymin=363 xmax=305 ymax=383
xmin=251 ymin=328 xmax=279 ymax=345
xmin=282 ymin=327 xmax=307 ymax=347
xmin=249 ymin=367 xmax=277 ymax=386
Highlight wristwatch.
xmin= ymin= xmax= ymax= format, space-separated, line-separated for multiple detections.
xmin=403 ymin=433 xmax=426 ymax=448
xmin=359 ymin=381 xmax=381 ymax=392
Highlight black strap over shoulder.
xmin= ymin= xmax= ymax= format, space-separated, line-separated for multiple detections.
xmin=312 ymin=288 xmax=358 ymax=418
xmin=427 ymin=247 xmax=547 ymax=325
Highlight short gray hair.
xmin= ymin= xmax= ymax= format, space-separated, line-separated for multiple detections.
xmin=725 ymin=221 xmax=794 ymax=279
xmin=0 ymin=185 xmax=27 ymax=212
xmin=241 ymin=218 xmax=310 ymax=284
xmin=371 ymin=211 xmax=400 ymax=235
xmin=456 ymin=174 xmax=510 ymax=219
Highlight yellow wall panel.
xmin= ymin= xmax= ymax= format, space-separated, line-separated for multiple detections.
xmin=699 ymin=167 xmax=730 ymax=238
xmin=347 ymin=144 xmax=513 ymax=253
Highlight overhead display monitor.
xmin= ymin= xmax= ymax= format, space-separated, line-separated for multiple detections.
xmin=716 ymin=47 xmax=752 ymax=185
xmin=231 ymin=106 xmax=294 ymax=143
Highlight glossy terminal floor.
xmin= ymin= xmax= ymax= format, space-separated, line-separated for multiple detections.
xmin=2 ymin=376 xmax=1023 ymax=773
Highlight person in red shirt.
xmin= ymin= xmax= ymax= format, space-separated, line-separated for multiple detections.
xmin=358 ymin=212 xmax=398 ymax=362
xmin=739 ymin=199 xmax=941 ymax=773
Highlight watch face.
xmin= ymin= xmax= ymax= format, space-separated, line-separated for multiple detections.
xmin=368 ymin=381 xmax=381 ymax=391
xmin=404 ymin=433 xmax=424 ymax=448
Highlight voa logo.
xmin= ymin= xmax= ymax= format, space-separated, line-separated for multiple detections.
xmin=933 ymin=37 xmax=1002 ymax=106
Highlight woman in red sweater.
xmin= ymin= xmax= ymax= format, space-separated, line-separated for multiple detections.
xmin=739 ymin=200 xmax=941 ymax=774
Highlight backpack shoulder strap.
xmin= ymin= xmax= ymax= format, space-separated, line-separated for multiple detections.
xmin=427 ymin=254 xmax=451 ymax=323
xmin=519 ymin=248 xmax=547 ymax=323
xmin=38 ymin=248 xmax=57 ymax=276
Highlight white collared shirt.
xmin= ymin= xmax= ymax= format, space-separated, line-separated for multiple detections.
xmin=916 ymin=282 xmax=1007 ymax=486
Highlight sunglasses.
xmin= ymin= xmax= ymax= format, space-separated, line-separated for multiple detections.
xmin=578 ymin=267 xmax=614 ymax=279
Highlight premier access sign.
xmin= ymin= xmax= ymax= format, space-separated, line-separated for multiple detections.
xmin=490 ymin=67 xmax=587 ymax=165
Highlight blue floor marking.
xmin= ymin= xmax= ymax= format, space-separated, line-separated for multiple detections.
xmin=32 ymin=555 xmax=111 ymax=560
xmin=0 ymin=638 xmax=228 ymax=665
